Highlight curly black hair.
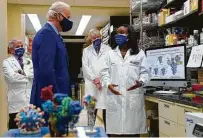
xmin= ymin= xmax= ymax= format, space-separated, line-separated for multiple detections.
xmin=111 ymin=24 xmax=139 ymax=55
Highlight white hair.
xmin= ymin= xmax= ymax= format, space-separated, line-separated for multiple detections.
xmin=47 ymin=1 xmax=70 ymax=19
xmin=8 ymin=39 xmax=18 ymax=49
xmin=88 ymin=29 xmax=101 ymax=38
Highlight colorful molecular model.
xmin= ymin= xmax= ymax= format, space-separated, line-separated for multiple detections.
xmin=83 ymin=95 xmax=97 ymax=108
xmin=41 ymin=85 xmax=82 ymax=137
xmin=15 ymin=105 xmax=45 ymax=134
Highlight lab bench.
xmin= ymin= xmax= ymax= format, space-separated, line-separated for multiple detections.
xmin=145 ymin=94 xmax=203 ymax=137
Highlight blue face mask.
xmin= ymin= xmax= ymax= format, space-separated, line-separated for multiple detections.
xmin=115 ymin=34 xmax=128 ymax=47
xmin=60 ymin=14 xmax=73 ymax=32
xmin=93 ymin=38 xmax=101 ymax=54
xmin=15 ymin=47 xmax=25 ymax=57
xmin=93 ymin=38 xmax=101 ymax=48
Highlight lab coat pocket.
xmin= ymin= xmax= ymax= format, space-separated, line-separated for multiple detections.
xmin=110 ymin=64 xmax=119 ymax=85
xmin=127 ymin=62 xmax=140 ymax=79
xmin=8 ymin=90 xmax=26 ymax=103
xmin=127 ymin=66 xmax=137 ymax=86
xmin=107 ymin=95 xmax=118 ymax=112
xmin=128 ymin=94 xmax=144 ymax=113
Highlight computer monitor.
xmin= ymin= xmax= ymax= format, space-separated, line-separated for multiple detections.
xmin=145 ymin=44 xmax=187 ymax=87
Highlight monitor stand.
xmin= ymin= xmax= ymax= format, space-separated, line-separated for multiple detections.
xmin=146 ymin=81 xmax=188 ymax=88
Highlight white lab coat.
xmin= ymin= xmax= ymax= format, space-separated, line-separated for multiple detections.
xmin=2 ymin=55 xmax=33 ymax=113
xmin=100 ymin=47 xmax=150 ymax=134
xmin=82 ymin=43 xmax=111 ymax=109
xmin=23 ymin=56 xmax=34 ymax=100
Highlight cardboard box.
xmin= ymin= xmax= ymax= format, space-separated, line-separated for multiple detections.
xmin=190 ymin=0 xmax=198 ymax=11
xmin=175 ymin=10 xmax=184 ymax=19
xmin=184 ymin=0 xmax=190 ymax=15
xmin=158 ymin=9 xmax=169 ymax=26
xmin=166 ymin=14 xmax=176 ymax=24
xmin=198 ymin=69 xmax=203 ymax=79
xmin=198 ymin=69 xmax=203 ymax=84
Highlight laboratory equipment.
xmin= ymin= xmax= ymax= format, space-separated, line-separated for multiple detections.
xmin=200 ymin=28 xmax=203 ymax=44
xmin=193 ymin=30 xmax=199 ymax=46
xmin=145 ymin=44 xmax=187 ymax=87
xmin=71 ymin=85 xmax=75 ymax=99
xmin=186 ymin=112 xmax=203 ymax=137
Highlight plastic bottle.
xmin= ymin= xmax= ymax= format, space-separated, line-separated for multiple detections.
xmin=188 ymin=35 xmax=194 ymax=47
xmin=200 ymin=28 xmax=203 ymax=44
xmin=71 ymin=85 xmax=75 ymax=99
xmin=193 ymin=30 xmax=199 ymax=46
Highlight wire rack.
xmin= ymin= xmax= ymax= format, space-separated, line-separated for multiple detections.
xmin=132 ymin=0 xmax=163 ymax=13
xmin=130 ymin=0 xmax=165 ymax=49
xmin=138 ymin=35 xmax=165 ymax=50
xmin=133 ymin=23 xmax=158 ymax=32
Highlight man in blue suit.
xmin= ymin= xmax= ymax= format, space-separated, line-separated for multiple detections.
xmin=30 ymin=1 xmax=72 ymax=108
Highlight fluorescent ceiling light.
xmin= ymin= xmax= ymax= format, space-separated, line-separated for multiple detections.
xmin=27 ymin=14 xmax=42 ymax=32
xmin=75 ymin=15 xmax=91 ymax=35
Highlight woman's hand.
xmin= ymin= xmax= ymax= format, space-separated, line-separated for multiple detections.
xmin=108 ymin=84 xmax=122 ymax=95
xmin=127 ymin=80 xmax=143 ymax=91
xmin=93 ymin=78 xmax=102 ymax=91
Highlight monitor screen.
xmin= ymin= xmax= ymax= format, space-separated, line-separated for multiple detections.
xmin=146 ymin=45 xmax=186 ymax=80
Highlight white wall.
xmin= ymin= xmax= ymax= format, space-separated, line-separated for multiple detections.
xmin=0 ymin=0 xmax=8 ymax=135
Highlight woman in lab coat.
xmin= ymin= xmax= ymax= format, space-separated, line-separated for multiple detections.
xmin=100 ymin=25 xmax=150 ymax=137
xmin=82 ymin=29 xmax=111 ymax=129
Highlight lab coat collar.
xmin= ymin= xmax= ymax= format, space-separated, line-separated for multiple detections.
xmin=114 ymin=46 xmax=131 ymax=60
xmin=98 ymin=43 xmax=105 ymax=57
xmin=10 ymin=55 xmax=23 ymax=70
xmin=90 ymin=44 xmax=97 ymax=56
xmin=90 ymin=43 xmax=105 ymax=57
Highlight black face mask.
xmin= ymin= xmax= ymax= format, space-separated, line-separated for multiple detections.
xmin=59 ymin=14 xmax=73 ymax=32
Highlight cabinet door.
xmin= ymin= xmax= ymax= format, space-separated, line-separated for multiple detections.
xmin=159 ymin=117 xmax=177 ymax=137
xmin=176 ymin=105 xmax=201 ymax=126
xmin=177 ymin=124 xmax=186 ymax=137
xmin=159 ymin=100 xmax=177 ymax=122
xmin=97 ymin=109 xmax=103 ymax=121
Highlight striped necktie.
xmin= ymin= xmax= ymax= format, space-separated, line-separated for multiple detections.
xmin=58 ymin=34 xmax=64 ymax=44
xmin=18 ymin=57 xmax=24 ymax=69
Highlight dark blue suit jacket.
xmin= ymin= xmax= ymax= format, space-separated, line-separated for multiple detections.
xmin=30 ymin=23 xmax=70 ymax=107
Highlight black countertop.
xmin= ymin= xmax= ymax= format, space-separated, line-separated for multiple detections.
xmin=145 ymin=93 xmax=203 ymax=108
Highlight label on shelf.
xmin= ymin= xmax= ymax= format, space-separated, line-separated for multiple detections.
xmin=187 ymin=45 xmax=203 ymax=68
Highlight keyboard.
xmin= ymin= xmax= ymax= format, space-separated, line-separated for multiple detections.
xmin=153 ymin=90 xmax=178 ymax=94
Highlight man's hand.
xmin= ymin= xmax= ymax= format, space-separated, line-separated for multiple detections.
xmin=127 ymin=80 xmax=143 ymax=91
xmin=108 ymin=84 xmax=122 ymax=95
xmin=17 ymin=70 xmax=26 ymax=76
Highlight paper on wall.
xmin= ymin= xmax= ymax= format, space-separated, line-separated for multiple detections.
xmin=187 ymin=45 xmax=203 ymax=67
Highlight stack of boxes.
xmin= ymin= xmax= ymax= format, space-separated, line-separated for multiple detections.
xmin=198 ymin=69 xmax=203 ymax=84
xmin=158 ymin=0 xmax=198 ymax=26
xmin=158 ymin=9 xmax=169 ymax=26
